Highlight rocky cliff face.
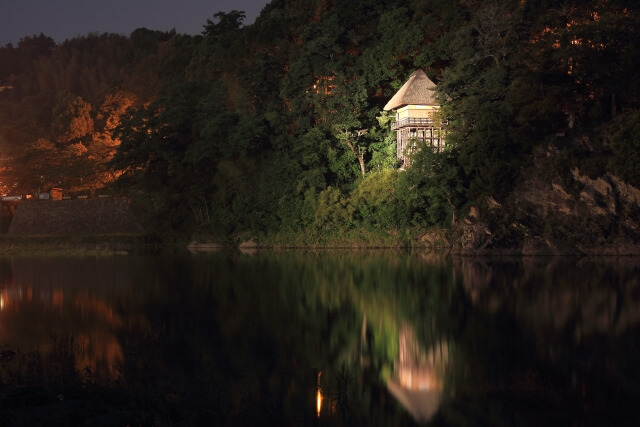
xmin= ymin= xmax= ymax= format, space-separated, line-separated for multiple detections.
xmin=452 ymin=162 xmax=640 ymax=255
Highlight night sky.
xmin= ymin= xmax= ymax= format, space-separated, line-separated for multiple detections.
xmin=0 ymin=0 xmax=272 ymax=46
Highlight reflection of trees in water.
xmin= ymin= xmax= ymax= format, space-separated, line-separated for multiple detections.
xmin=0 ymin=258 xmax=126 ymax=382
xmin=443 ymin=256 xmax=640 ymax=426
xmin=195 ymin=252 xmax=640 ymax=426
xmin=316 ymin=362 xmax=353 ymax=419
xmin=250 ymin=250 xmax=460 ymax=424
xmin=455 ymin=256 xmax=640 ymax=338
xmin=0 ymin=334 xmax=110 ymax=388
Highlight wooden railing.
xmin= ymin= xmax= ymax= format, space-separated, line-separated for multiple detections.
xmin=391 ymin=118 xmax=447 ymax=130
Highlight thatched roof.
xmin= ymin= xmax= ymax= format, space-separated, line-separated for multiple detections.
xmin=383 ymin=70 xmax=438 ymax=111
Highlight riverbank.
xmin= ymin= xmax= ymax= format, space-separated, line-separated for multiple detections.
xmin=1 ymin=224 xmax=637 ymax=257
xmin=187 ymin=227 xmax=452 ymax=253
xmin=1 ymin=231 xmax=636 ymax=257
xmin=0 ymin=234 xmax=159 ymax=256
xmin=188 ymin=224 xmax=640 ymax=256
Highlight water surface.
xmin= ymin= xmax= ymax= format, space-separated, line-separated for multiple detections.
xmin=1 ymin=251 xmax=639 ymax=425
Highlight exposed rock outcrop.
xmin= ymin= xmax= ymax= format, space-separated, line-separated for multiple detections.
xmin=452 ymin=166 xmax=640 ymax=256
xmin=418 ymin=229 xmax=450 ymax=248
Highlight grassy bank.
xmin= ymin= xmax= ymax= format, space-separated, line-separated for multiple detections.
xmin=206 ymin=226 xmax=453 ymax=250
xmin=0 ymin=226 xmax=452 ymax=256
xmin=0 ymin=233 xmax=157 ymax=256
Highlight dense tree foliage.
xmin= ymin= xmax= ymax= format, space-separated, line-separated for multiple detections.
xmin=0 ymin=30 xmax=171 ymax=196
xmin=0 ymin=0 xmax=638 ymax=241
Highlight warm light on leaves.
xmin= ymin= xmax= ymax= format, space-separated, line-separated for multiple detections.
xmin=312 ymin=75 xmax=336 ymax=96
xmin=65 ymin=142 xmax=88 ymax=157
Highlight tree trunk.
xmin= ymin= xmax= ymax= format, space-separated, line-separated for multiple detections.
xmin=357 ymin=153 xmax=366 ymax=177
xmin=345 ymin=138 xmax=366 ymax=177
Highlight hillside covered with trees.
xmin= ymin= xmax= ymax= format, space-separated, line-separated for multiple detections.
xmin=1 ymin=0 xmax=638 ymax=251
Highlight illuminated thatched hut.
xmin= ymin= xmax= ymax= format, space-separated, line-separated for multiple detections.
xmin=384 ymin=70 xmax=446 ymax=168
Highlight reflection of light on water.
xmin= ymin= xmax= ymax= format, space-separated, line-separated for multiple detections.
xmin=0 ymin=287 xmax=23 ymax=311
xmin=52 ymin=289 xmax=64 ymax=311
xmin=74 ymin=332 xmax=123 ymax=379
xmin=398 ymin=337 xmax=448 ymax=391
xmin=387 ymin=325 xmax=451 ymax=424
xmin=316 ymin=388 xmax=323 ymax=417
xmin=0 ymin=286 xmax=124 ymax=381
xmin=399 ymin=365 xmax=439 ymax=390
xmin=74 ymin=295 xmax=121 ymax=325
xmin=316 ymin=371 xmax=323 ymax=417
xmin=0 ymin=286 xmax=66 ymax=310
xmin=73 ymin=296 xmax=124 ymax=378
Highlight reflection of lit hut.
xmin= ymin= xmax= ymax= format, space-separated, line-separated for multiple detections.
xmin=387 ymin=379 xmax=442 ymax=424
xmin=387 ymin=325 xmax=450 ymax=424
xmin=384 ymin=70 xmax=446 ymax=168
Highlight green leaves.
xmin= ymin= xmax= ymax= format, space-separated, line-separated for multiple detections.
xmin=4 ymin=0 xmax=637 ymax=241
xmin=313 ymin=186 xmax=354 ymax=231
xmin=399 ymin=142 xmax=464 ymax=227
xmin=202 ymin=10 xmax=246 ymax=38
xmin=351 ymin=170 xmax=406 ymax=229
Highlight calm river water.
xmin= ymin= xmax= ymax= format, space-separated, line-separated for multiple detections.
xmin=0 ymin=251 xmax=639 ymax=426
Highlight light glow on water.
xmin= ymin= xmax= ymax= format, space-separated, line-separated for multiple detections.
xmin=316 ymin=371 xmax=323 ymax=417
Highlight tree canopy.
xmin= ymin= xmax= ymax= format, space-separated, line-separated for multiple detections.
xmin=0 ymin=0 xmax=638 ymax=241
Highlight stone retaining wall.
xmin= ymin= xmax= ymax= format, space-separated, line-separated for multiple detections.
xmin=8 ymin=198 xmax=143 ymax=235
